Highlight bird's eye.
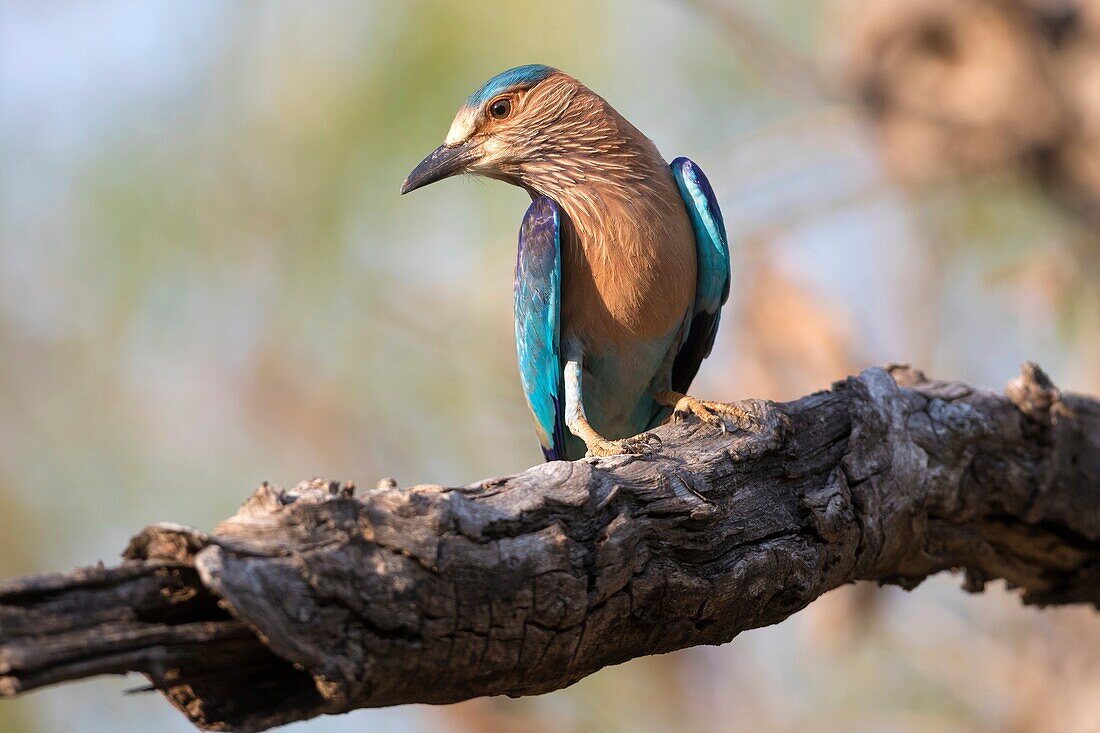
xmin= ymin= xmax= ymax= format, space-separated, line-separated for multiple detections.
xmin=489 ymin=97 xmax=513 ymax=120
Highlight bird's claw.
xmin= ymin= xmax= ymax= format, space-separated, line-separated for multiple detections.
xmin=585 ymin=432 xmax=661 ymax=458
xmin=673 ymin=396 xmax=758 ymax=434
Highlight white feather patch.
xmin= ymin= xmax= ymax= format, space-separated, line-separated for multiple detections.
xmin=445 ymin=107 xmax=478 ymax=146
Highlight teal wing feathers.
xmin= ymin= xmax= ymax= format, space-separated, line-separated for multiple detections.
xmin=515 ymin=196 xmax=568 ymax=461
xmin=669 ymin=157 xmax=731 ymax=394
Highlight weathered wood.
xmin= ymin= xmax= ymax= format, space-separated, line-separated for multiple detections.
xmin=1 ymin=364 xmax=1098 ymax=732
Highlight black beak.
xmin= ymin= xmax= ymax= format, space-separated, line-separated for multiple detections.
xmin=400 ymin=141 xmax=477 ymax=195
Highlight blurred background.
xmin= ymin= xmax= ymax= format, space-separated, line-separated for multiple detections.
xmin=1 ymin=0 xmax=1098 ymax=731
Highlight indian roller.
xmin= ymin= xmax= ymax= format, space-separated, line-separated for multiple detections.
xmin=402 ymin=64 xmax=745 ymax=460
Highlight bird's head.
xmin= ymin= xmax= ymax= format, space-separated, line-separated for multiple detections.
xmin=401 ymin=64 xmax=649 ymax=199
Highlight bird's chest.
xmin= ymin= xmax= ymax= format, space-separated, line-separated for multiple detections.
xmin=560 ymin=213 xmax=696 ymax=349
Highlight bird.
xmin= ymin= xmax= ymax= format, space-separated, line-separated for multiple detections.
xmin=402 ymin=64 xmax=747 ymax=461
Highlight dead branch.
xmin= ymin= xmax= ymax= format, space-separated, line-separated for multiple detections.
xmin=1 ymin=364 xmax=1098 ymax=732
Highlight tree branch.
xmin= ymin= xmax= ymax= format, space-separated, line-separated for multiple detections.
xmin=1 ymin=364 xmax=1098 ymax=732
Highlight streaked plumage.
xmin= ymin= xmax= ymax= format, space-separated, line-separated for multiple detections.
xmin=403 ymin=65 xmax=733 ymax=461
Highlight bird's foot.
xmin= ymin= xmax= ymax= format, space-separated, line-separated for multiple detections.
xmin=584 ymin=432 xmax=662 ymax=458
xmin=665 ymin=393 xmax=758 ymax=434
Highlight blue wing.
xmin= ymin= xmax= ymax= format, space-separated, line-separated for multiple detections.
xmin=669 ymin=157 xmax=731 ymax=394
xmin=515 ymin=196 xmax=568 ymax=461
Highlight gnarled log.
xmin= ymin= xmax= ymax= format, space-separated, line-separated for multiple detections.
xmin=1 ymin=364 xmax=1098 ymax=732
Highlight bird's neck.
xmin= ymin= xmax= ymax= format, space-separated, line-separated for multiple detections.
xmin=508 ymin=84 xmax=697 ymax=346
xmin=522 ymin=121 xmax=677 ymax=256
xmin=516 ymin=86 xmax=672 ymax=233
xmin=542 ymin=145 xmax=697 ymax=348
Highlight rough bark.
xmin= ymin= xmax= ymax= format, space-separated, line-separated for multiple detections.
xmin=1 ymin=364 xmax=1098 ymax=732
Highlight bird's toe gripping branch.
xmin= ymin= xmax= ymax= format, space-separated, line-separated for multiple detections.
xmin=657 ymin=390 xmax=771 ymax=435
xmin=583 ymin=432 xmax=663 ymax=458
xmin=581 ymin=395 xmax=785 ymax=462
